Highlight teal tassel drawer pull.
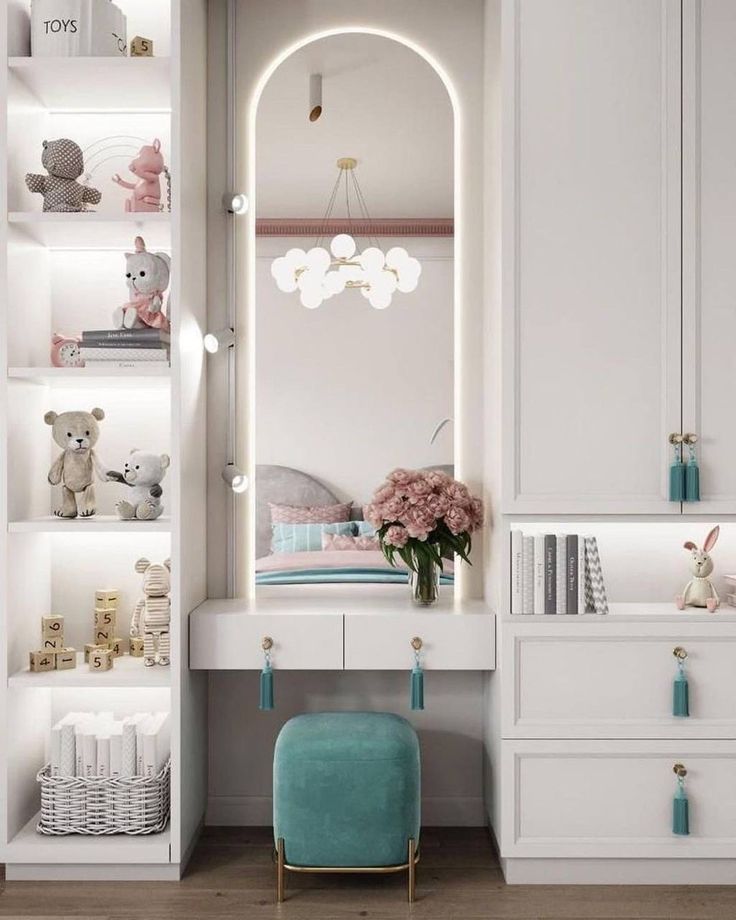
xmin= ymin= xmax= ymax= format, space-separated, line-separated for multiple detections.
xmin=410 ymin=637 xmax=424 ymax=711
xmin=684 ymin=434 xmax=700 ymax=503
xmin=672 ymin=764 xmax=689 ymax=836
xmin=668 ymin=434 xmax=685 ymax=502
xmin=260 ymin=636 xmax=274 ymax=711
xmin=672 ymin=646 xmax=689 ymax=717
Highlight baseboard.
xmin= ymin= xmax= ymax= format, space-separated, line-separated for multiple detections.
xmin=501 ymin=857 xmax=736 ymax=885
xmin=4 ymin=863 xmax=181 ymax=881
xmin=206 ymin=795 xmax=486 ymax=827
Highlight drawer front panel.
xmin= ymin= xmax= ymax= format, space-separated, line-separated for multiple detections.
xmin=504 ymin=740 xmax=736 ymax=858
xmin=190 ymin=614 xmax=343 ymax=670
xmin=344 ymin=614 xmax=495 ymax=670
xmin=505 ymin=623 xmax=736 ymax=737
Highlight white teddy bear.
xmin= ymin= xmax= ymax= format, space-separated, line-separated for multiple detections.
xmin=108 ymin=449 xmax=170 ymax=521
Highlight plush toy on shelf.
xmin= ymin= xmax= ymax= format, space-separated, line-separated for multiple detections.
xmin=107 ymin=449 xmax=170 ymax=521
xmin=111 ymin=138 xmax=167 ymax=212
xmin=130 ymin=558 xmax=171 ymax=667
xmin=676 ymin=525 xmax=721 ymax=611
xmin=25 ymin=139 xmax=102 ymax=212
xmin=44 ymin=407 xmax=108 ymax=518
xmin=50 ymin=333 xmax=84 ymax=368
xmin=112 ymin=235 xmax=171 ymax=332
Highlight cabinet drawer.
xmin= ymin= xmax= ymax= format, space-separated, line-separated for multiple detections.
xmin=344 ymin=614 xmax=495 ymax=670
xmin=503 ymin=740 xmax=736 ymax=859
xmin=190 ymin=614 xmax=343 ymax=670
xmin=504 ymin=622 xmax=736 ymax=738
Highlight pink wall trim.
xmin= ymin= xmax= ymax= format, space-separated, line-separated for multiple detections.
xmin=256 ymin=217 xmax=454 ymax=237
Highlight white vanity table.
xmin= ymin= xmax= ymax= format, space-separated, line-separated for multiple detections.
xmin=190 ymin=594 xmax=496 ymax=671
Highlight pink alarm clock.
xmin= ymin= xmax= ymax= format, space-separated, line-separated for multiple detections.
xmin=50 ymin=333 xmax=84 ymax=368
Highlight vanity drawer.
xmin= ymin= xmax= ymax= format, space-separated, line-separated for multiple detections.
xmin=190 ymin=614 xmax=343 ymax=670
xmin=504 ymin=622 xmax=736 ymax=738
xmin=344 ymin=614 xmax=495 ymax=670
xmin=503 ymin=740 xmax=736 ymax=859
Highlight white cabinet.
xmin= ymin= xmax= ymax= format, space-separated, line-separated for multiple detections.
xmin=503 ymin=0 xmax=681 ymax=514
xmin=682 ymin=0 xmax=736 ymax=513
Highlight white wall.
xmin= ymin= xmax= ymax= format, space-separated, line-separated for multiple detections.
xmin=256 ymin=237 xmax=453 ymax=505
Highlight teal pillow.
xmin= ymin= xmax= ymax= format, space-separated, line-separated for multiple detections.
xmin=355 ymin=521 xmax=377 ymax=537
xmin=271 ymin=522 xmax=356 ymax=554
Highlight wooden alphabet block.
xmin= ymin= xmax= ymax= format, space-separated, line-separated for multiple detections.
xmin=129 ymin=637 xmax=145 ymax=657
xmin=54 ymin=648 xmax=77 ymax=670
xmin=94 ymin=590 xmax=120 ymax=608
xmin=89 ymin=648 xmax=114 ymax=672
xmin=29 ymin=651 xmax=55 ymax=672
xmin=109 ymin=637 xmax=128 ymax=657
xmin=94 ymin=626 xmax=113 ymax=646
xmin=130 ymin=35 xmax=154 ymax=56
xmin=84 ymin=642 xmax=106 ymax=663
xmin=41 ymin=636 xmax=64 ymax=651
xmin=41 ymin=615 xmax=64 ymax=639
xmin=94 ymin=607 xmax=116 ymax=629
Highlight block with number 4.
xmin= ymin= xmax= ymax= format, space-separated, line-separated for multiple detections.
xmin=54 ymin=648 xmax=77 ymax=670
xmin=29 ymin=651 xmax=55 ymax=672
xmin=41 ymin=615 xmax=64 ymax=638
xmin=109 ymin=637 xmax=128 ymax=657
xmin=89 ymin=648 xmax=114 ymax=671
xmin=129 ymin=637 xmax=145 ymax=657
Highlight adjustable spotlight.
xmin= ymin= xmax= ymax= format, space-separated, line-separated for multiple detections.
xmin=222 ymin=463 xmax=248 ymax=493
xmin=223 ymin=192 xmax=249 ymax=215
xmin=204 ymin=328 xmax=235 ymax=354
xmin=309 ymin=73 xmax=323 ymax=122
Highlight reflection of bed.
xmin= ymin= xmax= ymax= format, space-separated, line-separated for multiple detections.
xmin=255 ymin=464 xmax=454 ymax=586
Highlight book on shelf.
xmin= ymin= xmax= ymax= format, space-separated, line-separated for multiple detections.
xmin=80 ymin=347 xmax=169 ymax=363
xmin=82 ymin=329 xmax=171 ymax=347
xmin=509 ymin=530 xmax=609 ymax=615
xmin=83 ymin=360 xmax=169 ymax=369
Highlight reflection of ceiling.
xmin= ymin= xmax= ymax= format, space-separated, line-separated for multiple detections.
xmin=256 ymin=34 xmax=453 ymax=218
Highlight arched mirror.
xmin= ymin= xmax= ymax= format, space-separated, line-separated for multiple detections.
xmin=253 ymin=33 xmax=454 ymax=593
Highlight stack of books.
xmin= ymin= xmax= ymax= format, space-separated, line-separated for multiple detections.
xmin=79 ymin=329 xmax=170 ymax=368
xmin=510 ymin=531 xmax=608 ymax=615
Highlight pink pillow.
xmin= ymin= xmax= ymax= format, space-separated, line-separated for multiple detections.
xmin=322 ymin=533 xmax=379 ymax=551
xmin=269 ymin=501 xmax=352 ymax=524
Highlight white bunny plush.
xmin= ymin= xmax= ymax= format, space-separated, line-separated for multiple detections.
xmin=676 ymin=526 xmax=720 ymax=611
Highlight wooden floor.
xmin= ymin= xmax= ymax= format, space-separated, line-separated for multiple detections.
xmin=1 ymin=827 xmax=736 ymax=919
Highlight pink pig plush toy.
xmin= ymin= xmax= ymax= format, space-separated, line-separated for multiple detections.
xmin=112 ymin=139 xmax=165 ymax=213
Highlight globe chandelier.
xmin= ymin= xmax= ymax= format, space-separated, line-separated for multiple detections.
xmin=270 ymin=157 xmax=422 ymax=310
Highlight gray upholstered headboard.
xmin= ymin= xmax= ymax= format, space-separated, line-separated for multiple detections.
xmin=255 ymin=464 xmax=341 ymax=559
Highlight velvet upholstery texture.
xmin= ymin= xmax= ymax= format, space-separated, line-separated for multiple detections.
xmin=273 ymin=712 xmax=421 ymax=868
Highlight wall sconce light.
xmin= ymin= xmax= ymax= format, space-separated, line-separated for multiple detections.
xmin=309 ymin=73 xmax=323 ymax=122
xmin=223 ymin=192 xmax=249 ymax=214
xmin=222 ymin=463 xmax=249 ymax=494
xmin=204 ymin=328 xmax=235 ymax=354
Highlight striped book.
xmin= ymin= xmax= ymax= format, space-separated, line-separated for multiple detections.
xmin=82 ymin=329 xmax=170 ymax=347
xmin=80 ymin=347 xmax=169 ymax=362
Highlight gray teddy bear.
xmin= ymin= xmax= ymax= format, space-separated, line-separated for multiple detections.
xmin=26 ymin=139 xmax=102 ymax=212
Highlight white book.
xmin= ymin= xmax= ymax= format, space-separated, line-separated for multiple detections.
xmin=141 ymin=712 xmax=171 ymax=778
xmin=578 ymin=538 xmax=587 ymax=613
xmin=556 ymin=534 xmax=567 ymax=615
xmin=533 ymin=534 xmax=545 ymax=615
xmin=96 ymin=734 xmax=111 ymax=778
xmin=82 ymin=726 xmax=97 ymax=779
xmin=510 ymin=530 xmax=523 ymax=615
xmin=50 ymin=712 xmax=82 ymax=777
xmin=74 ymin=715 xmax=94 ymax=777
xmin=521 ymin=535 xmax=534 ymax=614
xmin=122 ymin=713 xmax=147 ymax=776
xmin=109 ymin=723 xmax=124 ymax=779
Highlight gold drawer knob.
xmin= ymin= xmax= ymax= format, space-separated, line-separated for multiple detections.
xmin=673 ymin=646 xmax=688 ymax=661
xmin=410 ymin=637 xmax=423 ymax=651
xmin=673 ymin=763 xmax=687 ymax=778
xmin=262 ymin=636 xmax=273 ymax=651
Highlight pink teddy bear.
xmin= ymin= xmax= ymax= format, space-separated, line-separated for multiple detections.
xmin=112 ymin=139 xmax=165 ymax=213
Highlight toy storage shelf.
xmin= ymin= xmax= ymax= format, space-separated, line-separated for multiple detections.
xmin=8 ymin=516 xmax=172 ymax=534
xmin=8 ymin=57 xmax=171 ymax=111
xmin=8 ymin=367 xmax=171 ymax=385
xmin=8 ymin=212 xmax=171 ymax=248
xmin=8 ymin=652 xmax=171 ymax=688
xmin=7 ymin=814 xmax=171 ymax=865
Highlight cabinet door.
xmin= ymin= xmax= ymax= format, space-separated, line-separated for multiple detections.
xmin=682 ymin=0 xmax=736 ymax=513
xmin=503 ymin=0 xmax=682 ymax=513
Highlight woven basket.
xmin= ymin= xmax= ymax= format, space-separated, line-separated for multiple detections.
xmin=36 ymin=760 xmax=170 ymax=836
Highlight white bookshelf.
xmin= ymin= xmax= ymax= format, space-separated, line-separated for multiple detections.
xmin=1 ymin=0 xmax=208 ymax=881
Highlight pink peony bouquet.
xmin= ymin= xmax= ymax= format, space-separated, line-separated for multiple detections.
xmin=364 ymin=468 xmax=483 ymax=573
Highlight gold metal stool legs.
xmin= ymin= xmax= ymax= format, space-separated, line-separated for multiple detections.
xmin=408 ymin=838 xmax=417 ymax=903
xmin=276 ymin=837 xmax=285 ymax=903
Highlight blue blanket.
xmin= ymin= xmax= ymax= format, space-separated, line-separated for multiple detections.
xmin=256 ymin=566 xmax=455 ymax=586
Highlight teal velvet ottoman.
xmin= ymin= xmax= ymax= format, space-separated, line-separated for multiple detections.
xmin=273 ymin=712 xmax=421 ymax=902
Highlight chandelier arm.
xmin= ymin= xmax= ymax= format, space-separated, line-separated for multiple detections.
xmin=316 ymin=168 xmax=343 ymax=249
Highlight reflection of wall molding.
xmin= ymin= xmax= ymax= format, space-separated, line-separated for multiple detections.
xmin=256 ymin=217 xmax=454 ymax=237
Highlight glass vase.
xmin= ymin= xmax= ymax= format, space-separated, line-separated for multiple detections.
xmin=409 ymin=553 xmax=440 ymax=606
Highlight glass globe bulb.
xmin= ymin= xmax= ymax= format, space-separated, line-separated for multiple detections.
xmin=324 ymin=271 xmax=346 ymax=296
xmin=305 ymin=247 xmax=331 ymax=274
xmin=368 ymin=289 xmax=392 ymax=310
xmin=300 ymin=286 xmax=323 ymax=309
xmin=275 ymin=272 xmax=298 ymax=294
xmin=330 ymin=233 xmax=356 ymax=260
xmin=359 ymin=247 xmax=385 ymax=273
xmin=385 ymin=246 xmax=409 ymax=270
xmin=284 ymin=247 xmax=307 ymax=270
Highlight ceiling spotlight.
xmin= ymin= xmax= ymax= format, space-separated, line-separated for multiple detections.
xmin=204 ymin=328 xmax=235 ymax=354
xmin=222 ymin=464 xmax=248 ymax=493
xmin=309 ymin=73 xmax=323 ymax=122
xmin=223 ymin=192 xmax=249 ymax=215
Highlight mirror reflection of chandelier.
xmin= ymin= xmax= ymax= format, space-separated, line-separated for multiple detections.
xmin=270 ymin=157 xmax=422 ymax=310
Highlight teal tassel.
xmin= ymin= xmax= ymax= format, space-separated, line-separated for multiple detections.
xmin=410 ymin=666 xmax=424 ymax=711
xmin=673 ymin=673 xmax=689 ymax=717
xmin=669 ymin=452 xmax=685 ymax=502
xmin=673 ymin=785 xmax=689 ymax=836
xmin=259 ymin=664 xmax=274 ymax=710
xmin=685 ymin=457 xmax=700 ymax=503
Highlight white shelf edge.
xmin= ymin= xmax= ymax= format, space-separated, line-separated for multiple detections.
xmin=8 ymin=652 xmax=171 ymax=688
xmin=8 ymin=516 xmax=172 ymax=534
xmin=8 ymin=367 xmax=171 ymax=384
xmin=8 ymin=211 xmax=171 ymax=224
